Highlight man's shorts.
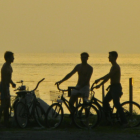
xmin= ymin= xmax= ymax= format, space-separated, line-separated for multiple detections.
xmin=71 ymin=85 xmax=90 ymax=98
xmin=108 ymin=83 xmax=123 ymax=97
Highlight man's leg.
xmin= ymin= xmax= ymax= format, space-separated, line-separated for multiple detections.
xmin=103 ymin=91 xmax=112 ymax=118
xmin=0 ymin=104 xmax=3 ymax=122
xmin=0 ymin=102 xmax=2 ymax=120
xmin=69 ymin=94 xmax=79 ymax=112
xmin=0 ymin=99 xmax=5 ymax=125
xmin=112 ymin=92 xmax=127 ymax=124
xmin=0 ymin=107 xmax=2 ymax=121
xmin=4 ymin=98 xmax=10 ymax=126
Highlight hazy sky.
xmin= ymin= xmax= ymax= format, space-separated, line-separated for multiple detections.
xmin=0 ymin=1 xmax=140 ymax=53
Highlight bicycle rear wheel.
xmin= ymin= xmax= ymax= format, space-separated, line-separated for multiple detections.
xmin=120 ymin=101 xmax=140 ymax=127
xmin=45 ymin=103 xmax=63 ymax=129
xmin=34 ymin=103 xmax=46 ymax=128
xmin=73 ymin=104 xmax=99 ymax=129
xmin=15 ymin=102 xmax=29 ymax=128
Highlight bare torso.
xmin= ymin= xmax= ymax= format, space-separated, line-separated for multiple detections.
xmin=1 ymin=63 xmax=13 ymax=85
xmin=76 ymin=64 xmax=93 ymax=86
xmin=110 ymin=63 xmax=121 ymax=84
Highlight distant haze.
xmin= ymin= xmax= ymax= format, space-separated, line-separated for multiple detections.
xmin=0 ymin=1 xmax=140 ymax=53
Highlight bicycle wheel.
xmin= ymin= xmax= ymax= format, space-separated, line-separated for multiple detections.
xmin=73 ymin=104 xmax=99 ymax=129
xmin=120 ymin=101 xmax=140 ymax=127
xmin=34 ymin=103 xmax=46 ymax=128
xmin=12 ymin=98 xmax=19 ymax=117
xmin=12 ymin=98 xmax=19 ymax=110
xmin=45 ymin=103 xmax=63 ymax=129
xmin=92 ymin=102 xmax=102 ymax=121
xmin=15 ymin=102 xmax=29 ymax=128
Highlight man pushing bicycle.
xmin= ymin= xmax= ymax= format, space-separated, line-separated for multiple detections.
xmin=94 ymin=51 xmax=128 ymax=127
xmin=55 ymin=52 xmax=93 ymax=112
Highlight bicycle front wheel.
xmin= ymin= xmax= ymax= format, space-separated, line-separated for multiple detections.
xmin=34 ymin=103 xmax=46 ymax=128
xmin=45 ymin=103 xmax=63 ymax=129
xmin=73 ymin=104 xmax=99 ymax=129
xmin=121 ymin=101 xmax=140 ymax=127
xmin=15 ymin=102 xmax=29 ymax=128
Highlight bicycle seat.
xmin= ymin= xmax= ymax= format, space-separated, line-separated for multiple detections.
xmin=16 ymin=91 xmax=28 ymax=97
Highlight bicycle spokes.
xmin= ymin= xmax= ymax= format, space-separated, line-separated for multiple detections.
xmin=46 ymin=103 xmax=63 ymax=129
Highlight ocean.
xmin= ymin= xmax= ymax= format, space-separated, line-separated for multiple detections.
xmin=0 ymin=53 xmax=140 ymax=110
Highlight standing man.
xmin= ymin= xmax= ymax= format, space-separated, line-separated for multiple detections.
xmin=94 ymin=51 xmax=128 ymax=127
xmin=0 ymin=51 xmax=16 ymax=127
xmin=55 ymin=52 xmax=93 ymax=111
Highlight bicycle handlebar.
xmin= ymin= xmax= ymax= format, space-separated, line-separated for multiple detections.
xmin=56 ymin=83 xmax=68 ymax=92
xmin=33 ymin=78 xmax=45 ymax=91
xmin=91 ymin=82 xmax=98 ymax=91
xmin=16 ymin=80 xmax=23 ymax=84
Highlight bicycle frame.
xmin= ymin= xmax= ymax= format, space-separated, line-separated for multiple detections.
xmin=15 ymin=78 xmax=46 ymax=128
xmin=24 ymin=90 xmax=40 ymax=117
xmin=56 ymin=84 xmax=78 ymax=114
xmin=91 ymin=96 xmax=103 ymax=110
xmin=59 ymin=93 xmax=72 ymax=113
xmin=89 ymin=89 xmax=118 ymax=122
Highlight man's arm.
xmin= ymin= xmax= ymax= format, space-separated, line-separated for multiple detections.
xmin=5 ymin=65 xmax=16 ymax=88
xmin=96 ymin=65 xmax=118 ymax=88
xmin=95 ymin=74 xmax=109 ymax=83
xmin=96 ymin=74 xmax=110 ymax=88
xmin=8 ymin=67 xmax=16 ymax=88
xmin=55 ymin=65 xmax=78 ymax=85
xmin=10 ymin=79 xmax=16 ymax=88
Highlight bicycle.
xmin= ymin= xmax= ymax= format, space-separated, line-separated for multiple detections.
xmin=14 ymin=78 xmax=46 ymax=128
xmin=72 ymin=83 xmax=140 ymax=129
xmin=45 ymin=84 xmax=99 ymax=129
xmin=0 ymin=80 xmax=30 ymax=127
xmin=9 ymin=80 xmax=29 ymax=118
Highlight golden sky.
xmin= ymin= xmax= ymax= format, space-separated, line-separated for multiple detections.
xmin=0 ymin=0 xmax=140 ymax=53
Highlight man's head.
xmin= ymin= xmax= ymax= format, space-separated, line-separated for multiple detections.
xmin=108 ymin=51 xmax=118 ymax=62
xmin=80 ymin=52 xmax=89 ymax=64
xmin=4 ymin=51 xmax=14 ymax=63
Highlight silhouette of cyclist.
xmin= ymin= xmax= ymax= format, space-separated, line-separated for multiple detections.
xmin=55 ymin=52 xmax=93 ymax=112
xmin=94 ymin=51 xmax=128 ymax=127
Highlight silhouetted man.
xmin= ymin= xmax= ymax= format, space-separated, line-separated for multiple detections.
xmin=0 ymin=51 xmax=16 ymax=127
xmin=94 ymin=51 xmax=128 ymax=127
xmin=55 ymin=52 xmax=93 ymax=111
